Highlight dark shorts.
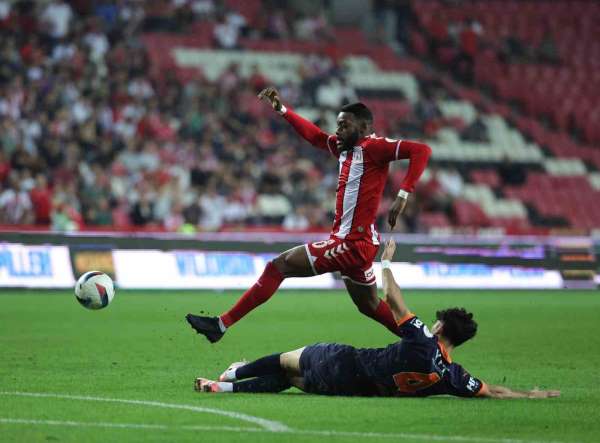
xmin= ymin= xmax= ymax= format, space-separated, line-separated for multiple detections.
xmin=299 ymin=343 xmax=374 ymax=396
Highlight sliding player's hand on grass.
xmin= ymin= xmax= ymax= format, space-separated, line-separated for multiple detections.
xmin=387 ymin=196 xmax=407 ymax=229
xmin=381 ymin=238 xmax=396 ymax=261
xmin=528 ymin=388 xmax=561 ymax=399
xmin=258 ymin=86 xmax=282 ymax=112
xmin=479 ymin=384 xmax=561 ymax=399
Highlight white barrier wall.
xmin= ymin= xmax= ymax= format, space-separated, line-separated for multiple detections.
xmin=113 ymin=250 xmax=335 ymax=289
xmin=0 ymin=243 xmax=75 ymax=288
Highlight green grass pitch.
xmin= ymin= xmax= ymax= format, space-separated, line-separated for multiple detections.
xmin=1 ymin=289 xmax=599 ymax=443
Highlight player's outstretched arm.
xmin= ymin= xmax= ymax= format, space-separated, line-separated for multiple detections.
xmin=478 ymin=384 xmax=560 ymax=399
xmin=258 ymin=86 xmax=334 ymax=152
xmin=381 ymin=238 xmax=411 ymax=322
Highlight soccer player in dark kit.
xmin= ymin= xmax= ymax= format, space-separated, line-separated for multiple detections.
xmin=186 ymin=87 xmax=432 ymax=343
xmin=193 ymin=239 xmax=560 ymax=400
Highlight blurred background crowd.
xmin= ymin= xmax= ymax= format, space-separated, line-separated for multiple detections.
xmin=0 ymin=0 xmax=338 ymax=232
xmin=0 ymin=0 xmax=598 ymax=234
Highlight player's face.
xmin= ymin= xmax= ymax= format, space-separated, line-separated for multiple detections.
xmin=336 ymin=112 xmax=360 ymax=151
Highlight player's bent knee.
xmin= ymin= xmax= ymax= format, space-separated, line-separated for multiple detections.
xmin=271 ymin=255 xmax=287 ymax=272
xmin=274 ymin=247 xmax=311 ymax=277
xmin=273 ymin=251 xmax=297 ymax=271
xmin=351 ymin=293 xmax=379 ymax=315
xmin=355 ymin=299 xmax=376 ymax=315
xmin=284 ymin=248 xmax=305 ymax=268
xmin=347 ymin=285 xmax=379 ymax=314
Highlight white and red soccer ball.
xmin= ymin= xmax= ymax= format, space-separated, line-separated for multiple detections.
xmin=74 ymin=271 xmax=115 ymax=310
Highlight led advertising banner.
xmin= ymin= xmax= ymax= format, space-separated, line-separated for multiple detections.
xmin=0 ymin=243 xmax=75 ymax=288
xmin=112 ymin=250 xmax=336 ymax=289
xmin=371 ymin=263 xmax=564 ymax=289
xmin=2 ymin=238 xmax=591 ymax=290
xmin=112 ymin=249 xmax=565 ymax=290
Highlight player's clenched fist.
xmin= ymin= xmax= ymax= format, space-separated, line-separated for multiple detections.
xmin=258 ymin=86 xmax=282 ymax=112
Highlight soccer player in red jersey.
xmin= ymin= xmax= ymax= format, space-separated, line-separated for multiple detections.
xmin=186 ymin=86 xmax=432 ymax=343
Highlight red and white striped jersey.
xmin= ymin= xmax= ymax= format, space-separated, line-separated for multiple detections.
xmin=283 ymin=108 xmax=431 ymax=245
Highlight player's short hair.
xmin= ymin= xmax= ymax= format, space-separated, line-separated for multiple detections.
xmin=340 ymin=102 xmax=373 ymax=123
xmin=436 ymin=308 xmax=477 ymax=347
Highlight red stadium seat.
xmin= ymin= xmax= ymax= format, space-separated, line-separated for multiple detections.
xmin=470 ymin=170 xmax=501 ymax=188
xmin=422 ymin=0 xmax=599 ymax=150
xmin=453 ymin=200 xmax=490 ymax=227
xmin=419 ymin=211 xmax=452 ymax=228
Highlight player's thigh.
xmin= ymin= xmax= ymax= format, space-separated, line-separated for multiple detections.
xmin=273 ymin=245 xmax=314 ymax=277
xmin=280 ymin=347 xmax=305 ymax=376
xmin=343 ymin=278 xmax=379 ymax=310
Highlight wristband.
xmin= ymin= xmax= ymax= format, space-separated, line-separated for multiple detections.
xmin=381 ymin=260 xmax=392 ymax=270
xmin=397 ymin=189 xmax=409 ymax=199
xmin=277 ymin=104 xmax=287 ymax=115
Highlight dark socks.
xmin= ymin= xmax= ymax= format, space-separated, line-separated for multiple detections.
xmin=236 ymin=353 xmax=283 ymax=380
xmin=231 ymin=353 xmax=290 ymax=394
xmin=233 ymin=374 xmax=291 ymax=393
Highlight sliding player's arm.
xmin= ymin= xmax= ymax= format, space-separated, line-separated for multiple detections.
xmin=258 ymin=86 xmax=337 ymax=155
xmin=380 ymin=238 xmax=411 ymax=323
xmin=477 ymin=384 xmax=560 ymax=399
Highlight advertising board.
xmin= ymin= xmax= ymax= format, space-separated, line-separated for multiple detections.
xmin=0 ymin=243 xmax=74 ymax=288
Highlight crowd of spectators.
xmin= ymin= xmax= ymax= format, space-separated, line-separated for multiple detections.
xmin=0 ymin=0 xmax=487 ymax=234
xmin=137 ymin=0 xmax=335 ymax=48
xmin=0 ymin=0 xmax=362 ymax=233
xmin=211 ymin=1 xmax=334 ymax=49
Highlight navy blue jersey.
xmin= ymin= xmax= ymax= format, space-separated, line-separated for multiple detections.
xmin=356 ymin=315 xmax=485 ymax=397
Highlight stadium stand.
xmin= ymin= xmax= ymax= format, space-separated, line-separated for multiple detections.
xmin=408 ymin=0 xmax=599 ymax=232
xmin=0 ymin=0 xmax=598 ymax=235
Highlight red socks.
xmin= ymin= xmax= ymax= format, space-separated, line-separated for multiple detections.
xmin=220 ymin=261 xmax=284 ymax=328
xmin=373 ymin=299 xmax=400 ymax=335
xmin=219 ymin=261 xmax=398 ymax=337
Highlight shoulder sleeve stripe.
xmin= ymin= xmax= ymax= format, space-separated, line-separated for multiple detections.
xmin=395 ymin=140 xmax=403 ymax=160
xmin=396 ymin=312 xmax=415 ymax=326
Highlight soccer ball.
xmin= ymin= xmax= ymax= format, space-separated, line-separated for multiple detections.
xmin=74 ymin=271 xmax=115 ymax=310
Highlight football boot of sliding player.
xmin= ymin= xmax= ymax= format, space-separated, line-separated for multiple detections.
xmin=219 ymin=361 xmax=247 ymax=382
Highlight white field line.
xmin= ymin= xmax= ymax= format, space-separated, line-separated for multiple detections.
xmin=294 ymin=429 xmax=576 ymax=443
xmin=0 ymin=391 xmax=288 ymax=432
xmin=0 ymin=418 xmax=260 ymax=433
xmin=0 ymin=392 xmax=577 ymax=443
xmin=0 ymin=417 xmax=577 ymax=443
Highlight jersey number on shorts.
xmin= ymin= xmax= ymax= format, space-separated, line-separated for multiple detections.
xmin=393 ymin=371 xmax=441 ymax=393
